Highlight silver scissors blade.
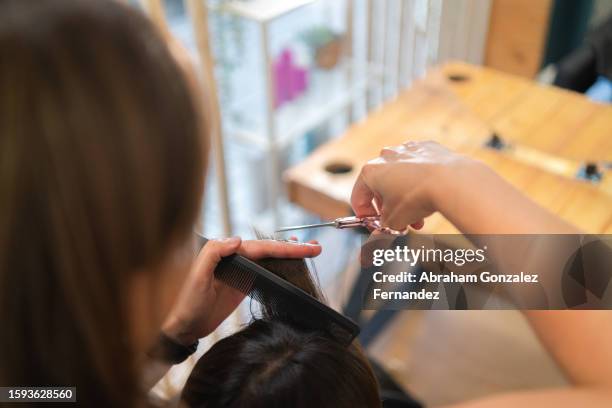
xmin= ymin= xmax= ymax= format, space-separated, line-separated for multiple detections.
xmin=275 ymin=221 xmax=336 ymax=233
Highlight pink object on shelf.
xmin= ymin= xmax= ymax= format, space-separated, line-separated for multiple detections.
xmin=273 ymin=48 xmax=309 ymax=109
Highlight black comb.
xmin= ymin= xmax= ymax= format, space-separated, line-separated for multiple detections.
xmin=196 ymin=235 xmax=360 ymax=346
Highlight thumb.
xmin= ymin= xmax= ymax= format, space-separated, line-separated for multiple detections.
xmin=196 ymin=237 xmax=242 ymax=276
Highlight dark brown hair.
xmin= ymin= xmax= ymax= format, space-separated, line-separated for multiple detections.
xmin=181 ymin=257 xmax=381 ymax=408
xmin=0 ymin=0 xmax=207 ymax=406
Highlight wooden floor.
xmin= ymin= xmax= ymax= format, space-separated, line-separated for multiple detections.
xmin=324 ymin=250 xmax=568 ymax=406
xmin=367 ymin=310 xmax=567 ymax=406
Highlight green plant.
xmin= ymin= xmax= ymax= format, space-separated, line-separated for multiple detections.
xmin=299 ymin=26 xmax=339 ymax=51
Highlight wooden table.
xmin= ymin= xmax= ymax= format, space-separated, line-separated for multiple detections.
xmin=285 ymin=62 xmax=612 ymax=233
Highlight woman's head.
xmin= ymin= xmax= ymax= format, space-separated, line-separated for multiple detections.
xmin=182 ymin=255 xmax=381 ymax=408
xmin=0 ymin=0 xmax=207 ymax=405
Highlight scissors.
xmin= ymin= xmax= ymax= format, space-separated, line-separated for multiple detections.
xmin=275 ymin=215 xmax=406 ymax=235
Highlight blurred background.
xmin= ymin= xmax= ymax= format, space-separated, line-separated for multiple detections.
xmin=167 ymin=0 xmax=487 ymax=238
xmin=125 ymin=0 xmax=612 ymax=239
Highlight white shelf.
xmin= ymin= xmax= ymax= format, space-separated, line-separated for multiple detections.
xmin=224 ymin=59 xmax=384 ymax=150
xmin=219 ymin=0 xmax=316 ymax=23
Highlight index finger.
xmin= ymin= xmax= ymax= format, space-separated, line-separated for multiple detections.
xmin=238 ymin=239 xmax=322 ymax=260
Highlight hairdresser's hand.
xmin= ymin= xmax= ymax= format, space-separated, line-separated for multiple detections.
xmin=351 ymin=140 xmax=478 ymax=231
xmin=163 ymin=237 xmax=321 ymax=346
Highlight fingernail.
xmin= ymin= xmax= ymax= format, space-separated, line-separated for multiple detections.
xmin=301 ymin=242 xmax=320 ymax=247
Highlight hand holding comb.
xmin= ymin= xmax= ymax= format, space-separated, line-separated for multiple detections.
xmin=194 ymin=234 xmax=360 ymax=346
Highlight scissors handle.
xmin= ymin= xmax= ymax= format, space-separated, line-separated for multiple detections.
xmin=335 ymin=216 xmax=406 ymax=235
